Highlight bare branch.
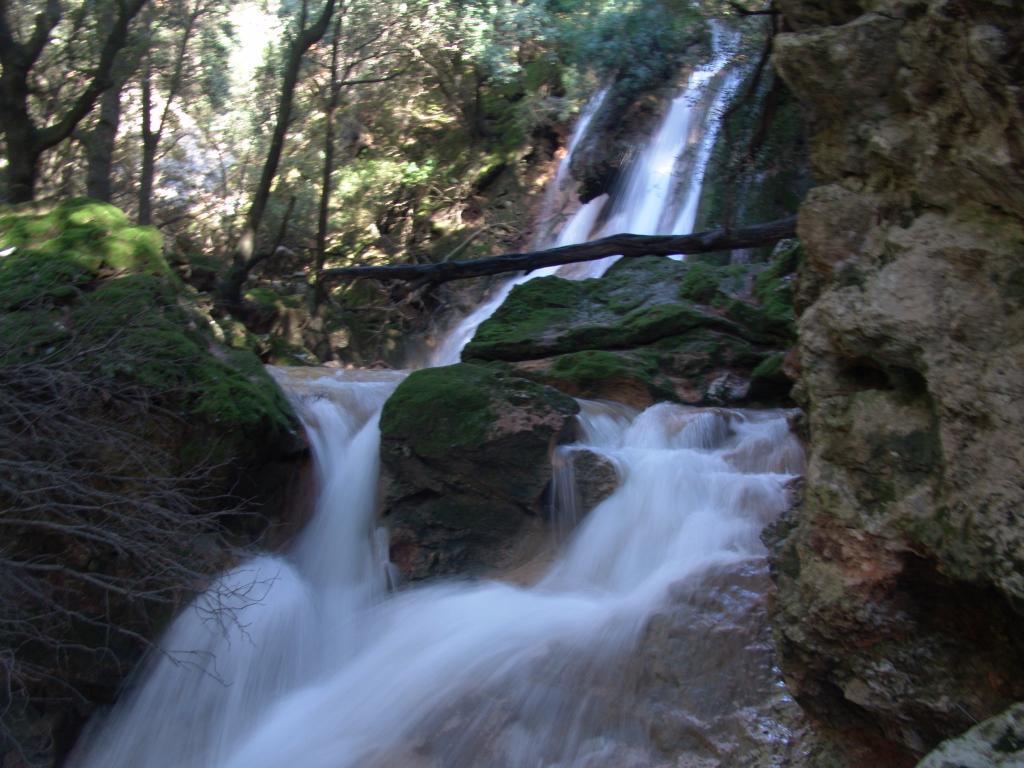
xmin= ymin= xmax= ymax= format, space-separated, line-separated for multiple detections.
xmin=320 ymin=216 xmax=798 ymax=286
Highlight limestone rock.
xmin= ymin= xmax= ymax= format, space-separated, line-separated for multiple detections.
xmin=916 ymin=702 xmax=1024 ymax=768
xmin=379 ymin=363 xmax=578 ymax=580
xmin=767 ymin=0 xmax=1024 ymax=761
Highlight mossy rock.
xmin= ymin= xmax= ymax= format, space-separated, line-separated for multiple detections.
xmin=463 ymin=252 xmax=798 ymax=406
xmin=380 ymin=363 xmax=579 ymax=580
xmin=0 ymin=199 xmax=297 ymax=465
xmin=0 ymin=199 xmax=305 ymax=765
xmin=0 ymin=198 xmax=169 ymax=311
xmin=381 ymin=363 xmax=499 ymax=460
xmin=381 ymin=362 xmax=577 ymax=464
xmin=463 ymin=262 xmax=743 ymax=362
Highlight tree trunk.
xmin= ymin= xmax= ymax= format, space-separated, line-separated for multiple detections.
xmin=319 ymin=216 xmax=798 ymax=286
xmin=0 ymin=0 xmax=149 ymax=202
xmin=137 ymin=3 xmax=199 ymax=225
xmin=85 ymin=79 xmax=123 ymax=202
xmin=4 ymin=116 xmax=39 ymax=204
xmin=314 ymin=15 xmax=343 ymax=308
xmin=138 ymin=57 xmax=156 ymax=224
xmin=218 ymin=0 xmax=337 ymax=310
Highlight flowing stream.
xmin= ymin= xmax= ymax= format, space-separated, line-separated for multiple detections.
xmin=71 ymin=24 xmax=804 ymax=768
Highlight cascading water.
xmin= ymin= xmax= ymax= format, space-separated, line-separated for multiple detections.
xmin=432 ymin=22 xmax=743 ymax=367
xmin=71 ymin=22 xmax=805 ymax=768
xmin=429 ymin=88 xmax=608 ymax=367
xmin=70 ymin=370 xmax=405 ymax=768
xmin=72 ymin=383 xmax=803 ymax=767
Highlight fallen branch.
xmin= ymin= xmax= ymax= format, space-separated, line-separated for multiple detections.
xmin=320 ymin=215 xmax=796 ymax=285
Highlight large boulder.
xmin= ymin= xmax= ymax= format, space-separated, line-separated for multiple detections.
xmin=0 ymin=199 xmax=304 ymax=766
xmin=766 ymin=1 xmax=1024 ymax=762
xmin=463 ymin=246 xmax=800 ymax=409
xmin=379 ymin=363 xmax=578 ymax=580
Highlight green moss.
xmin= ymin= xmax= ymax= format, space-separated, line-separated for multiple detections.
xmin=752 ymin=352 xmax=786 ymax=381
xmin=466 ymin=276 xmax=586 ymax=356
xmin=0 ymin=199 xmax=296 ymax=462
xmin=549 ymin=349 xmax=650 ymax=384
xmin=616 ymin=301 xmax=716 ymax=339
xmin=0 ymin=199 xmax=172 ymax=310
xmin=678 ymin=262 xmax=721 ymax=303
xmin=381 ymin=363 xmax=576 ymax=460
xmin=381 ymin=364 xmax=496 ymax=459
xmin=694 ymin=70 xmax=811 ymax=261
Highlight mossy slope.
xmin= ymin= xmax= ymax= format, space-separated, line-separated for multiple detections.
xmin=0 ymin=199 xmax=297 ymax=458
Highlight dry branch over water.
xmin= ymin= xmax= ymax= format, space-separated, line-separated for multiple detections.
xmin=320 ymin=216 xmax=798 ymax=285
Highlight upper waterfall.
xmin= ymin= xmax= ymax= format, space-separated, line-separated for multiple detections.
xmin=432 ymin=22 xmax=743 ymax=366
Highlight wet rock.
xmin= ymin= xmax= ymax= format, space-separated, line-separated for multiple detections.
xmin=768 ymin=0 xmax=1024 ymax=761
xmin=570 ymin=448 xmax=619 ymax=516
xmin=916 ymin=702 xmax=1024 ymax=768
xmin=379 ymin=363 xmax=578 ymax=580
xmin=634 ymin=563 xmax=876 ymax=768
xmin=550 ymin=446 xmax=620 ymax=536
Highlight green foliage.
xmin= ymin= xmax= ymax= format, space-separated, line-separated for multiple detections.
xmin=554 ymin=0 xmax=704 ymax=96
xmin=0 ymin=199 xmax=295 ymax=447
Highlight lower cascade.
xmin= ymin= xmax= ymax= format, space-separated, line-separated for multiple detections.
xmin=71 ymin=372 xmax=804 ymax=768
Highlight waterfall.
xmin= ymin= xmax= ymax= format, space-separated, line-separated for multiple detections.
xmin=432 ymin=22 xmax=742 ymax=367
xmin=70 ymin=23 xmax=802 ymax=768
xmin=70 ymin=370 xmax=405 ymax=768
xmin=429 ymin=88 xmax=608 ymax=367
xmin=72 ymin=380 xmax=803 ymax=767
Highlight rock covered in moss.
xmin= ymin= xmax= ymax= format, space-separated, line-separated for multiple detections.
xmin=464 ymin=249 xmax=798 ymax=408
xmin=916 ymin=703 xmax=1024 ymax=768
xmin=0 ymin=199 xmax=298 ymax=464
xmin=0 ymin=199 xmax=304 ymax=764
xmin=380 ymin=363 xmax=578 ymax=580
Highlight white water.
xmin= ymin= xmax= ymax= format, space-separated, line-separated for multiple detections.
xmin=429 ymin=89 xmax=608 ymax=367
xmin=73 ymin=381 xmax=802 ymax=768
xmin=70 ymin=23 xmax=802 ymax=768
xmin=70 ymin=371 xmax=405 ymax=768
xmin=431 ymin=23 xmax=742 ymax=366
xmin=599 ymin=24 xmax=743 ymax=243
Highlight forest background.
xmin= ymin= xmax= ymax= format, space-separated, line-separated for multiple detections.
xmin=1 ymin=0 xmax=763 ymax=364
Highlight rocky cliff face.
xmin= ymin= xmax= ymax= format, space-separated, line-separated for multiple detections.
xmin=766 ymin=0 xmax=1024 ymax=761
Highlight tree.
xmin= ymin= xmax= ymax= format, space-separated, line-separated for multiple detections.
xmin=79 ymin=1 xmax=145 ymax=202
xmin=312 ymin=1 xmax=409 ymax=307
xmin=218 ymin=0 xmax=337 ymax=310
xmin=138 ymin=0 xmax=215 ymax=224
xmin=0 ymin=0 xmax=150 ymax=202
